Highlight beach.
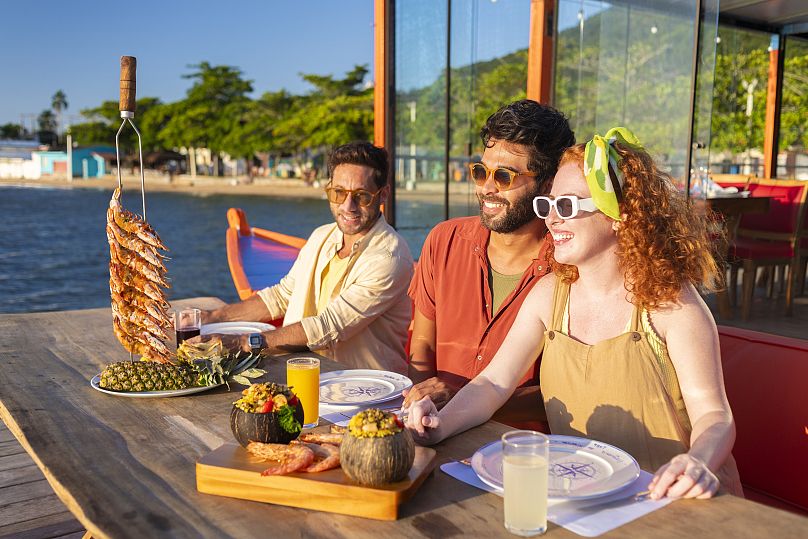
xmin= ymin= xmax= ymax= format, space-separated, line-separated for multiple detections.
xmin=0 ymin=173 xmax=460 ymax=202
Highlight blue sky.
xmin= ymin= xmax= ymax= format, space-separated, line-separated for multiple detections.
xmin=0 ymin=0 xmax=598 ymax=128
xmin=0 ymin=0 xmax=375 ymax=126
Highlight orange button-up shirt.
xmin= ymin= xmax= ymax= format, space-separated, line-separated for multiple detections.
xmin=408 ymin=216 xmax=550 ymax=389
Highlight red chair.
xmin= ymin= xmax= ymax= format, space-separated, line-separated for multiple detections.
xmin=730 ymin=179 xmax=808 ymax=320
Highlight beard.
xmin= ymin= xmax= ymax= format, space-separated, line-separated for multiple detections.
xmin=478 ymin=182 xmax=542 ymax=233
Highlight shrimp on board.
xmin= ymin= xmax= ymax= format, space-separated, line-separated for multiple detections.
xmin=290 ymin=442 xmax=341 ymax=473
xmin=246 ymin=442 xmax=316 ymax=476
xmin=298 ymin=432 xmax=344 ymax=446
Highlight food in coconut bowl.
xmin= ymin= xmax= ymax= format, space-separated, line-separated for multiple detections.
xmin=236 ymin=403 xmax=414 ymax=485
xmin=230 ymin=383 xmax=305 ymax=446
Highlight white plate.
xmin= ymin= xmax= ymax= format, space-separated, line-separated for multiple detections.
xmin=201 ymin=321 xmax=275 ymax=335
xmin=471 ymin=434 xmax=640 ymax=500
xmin=90 ymin=375 xmax=221 ymax=398
xmin=318 ymin=369 xmax=412 ymax=406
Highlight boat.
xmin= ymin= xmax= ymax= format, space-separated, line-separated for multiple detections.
xmin=225 ymin=208 xmax=305 ymax=300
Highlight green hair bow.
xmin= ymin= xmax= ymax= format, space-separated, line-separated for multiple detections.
xmin=583 ymin=127 xmax=643 ymax=221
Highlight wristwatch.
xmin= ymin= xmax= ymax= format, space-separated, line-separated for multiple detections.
xmin=248 ymin=332 xmax=265 ymax=354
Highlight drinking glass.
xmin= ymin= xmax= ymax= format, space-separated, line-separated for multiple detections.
xmin=173 ymin=308 xmax=201 ymax=348
xmin=286 ymin=357 xmax=320 ymax=428
xmin=502 ymin=430 xmax=549 ymax=536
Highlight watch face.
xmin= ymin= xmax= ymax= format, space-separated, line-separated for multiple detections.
xmin=249 ymin=334 xmax=262 ymax=348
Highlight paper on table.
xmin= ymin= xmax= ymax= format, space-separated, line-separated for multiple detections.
xmin=548 ymin=471 xmax=673 ymax=537
xmin=319 ymin=396 xmax=404 ymax=426
xmin=440 ymin=463 xmax=673 ymax=537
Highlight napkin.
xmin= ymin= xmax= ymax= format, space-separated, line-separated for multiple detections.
xmin=319 ymin=396 xmax=404 ymax=426
xmin=440 ymin=463 xmax=673 ymax=537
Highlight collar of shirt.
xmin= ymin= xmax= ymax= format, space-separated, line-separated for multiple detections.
xmin=456 ymin=217 xmax=549 ymax=277
xmin=323 ymin=214 xmax=387 ymax=259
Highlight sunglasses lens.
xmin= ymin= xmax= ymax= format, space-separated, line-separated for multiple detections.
xmin=470 ymin=164 xmax=488 ymax=184
xmin=355 ymin=191 xmax=373 ymax=206
xmin=535 ymin=198 xmax=551 ymax=218
xmin=328 ymin=188 xmax=347 ymax=204
xmin=493 ymin=168 xmax=514 ymax=190
xmin=556 ymin=198 xmax=574 ymax=218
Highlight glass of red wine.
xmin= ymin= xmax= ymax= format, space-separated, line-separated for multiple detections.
xmin=173 ymin=308 xmax=201 ymax=348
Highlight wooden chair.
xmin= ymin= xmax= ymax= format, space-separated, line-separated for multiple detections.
xmin=730 ymin=179 xmax=808 ymax=320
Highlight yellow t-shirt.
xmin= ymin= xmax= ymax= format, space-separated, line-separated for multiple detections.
xmin=489 ymin=267 xmax=522 ymax=315
xmin=317 ymin=252 xmax=352 ymax=314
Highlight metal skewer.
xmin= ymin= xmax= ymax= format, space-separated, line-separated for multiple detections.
xmin=114 ymin=56 xmax=146 ymax=362
xmin=115 ymin=56 xmax=147 ymax=220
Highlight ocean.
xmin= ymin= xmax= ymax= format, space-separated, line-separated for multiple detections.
xmin=0 ymin=185 xmax=441 ymax=314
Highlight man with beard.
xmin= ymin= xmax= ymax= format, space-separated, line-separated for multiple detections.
xmin=194 ymin=142 xmax=414 ymax=373
xmin=402 ymin=100 xmax=574 ymax=423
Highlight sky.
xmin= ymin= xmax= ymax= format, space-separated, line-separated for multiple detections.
xmin=0 ymin=0 xmax=375 ymax=127
xmin=0 ymin=0 xmax=599 ymax=129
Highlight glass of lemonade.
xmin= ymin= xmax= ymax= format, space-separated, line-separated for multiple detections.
xmin=502 ymin=430 xmax=549 ymax=536
xmin=286 ymin=357 xmax=320 ymax=428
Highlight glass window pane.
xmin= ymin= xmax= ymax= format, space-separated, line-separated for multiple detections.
xmin=394 ymin=0 xmax=448 ymax=255
xmin=449 ymin=0 xmax=530 ymax=220
xmin=707 ymin=25 xmax=772 ymax=177
xmin=777 ymin=36 xmax=808 ymax=179
xmin=555 ymin=0 xmax=700 ymax=179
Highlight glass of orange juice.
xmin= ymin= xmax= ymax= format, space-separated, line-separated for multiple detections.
xmin=286 ymin=357 xmax=320 ymax=428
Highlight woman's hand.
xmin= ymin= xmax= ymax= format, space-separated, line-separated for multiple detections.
xmin=404 ymin=397 xmax=442 ymax=445
xmin=649 ymin=453 xmax=720 ymax=500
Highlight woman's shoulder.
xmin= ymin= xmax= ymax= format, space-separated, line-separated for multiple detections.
xmin=647 ymin=282 xmax=715 ymax=337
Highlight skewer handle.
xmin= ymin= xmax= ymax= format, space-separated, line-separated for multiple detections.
xmin=119 ymin=56 xmax=137 ymax=114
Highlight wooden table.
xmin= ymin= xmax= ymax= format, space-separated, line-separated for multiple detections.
xmin=1 ymin=299 xmax=806 ymax=538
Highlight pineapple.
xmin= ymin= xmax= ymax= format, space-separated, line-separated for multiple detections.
xmin=99 ymin=361 xmax=197 ymax=391
xmin=98 ymin=341 xmax=265 ymax=393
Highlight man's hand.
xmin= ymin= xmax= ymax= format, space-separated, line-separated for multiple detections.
xmin=184 ymin=333 xmax=251 ymax=354
xmin=402 ymin=377 xmax=457 ymax=410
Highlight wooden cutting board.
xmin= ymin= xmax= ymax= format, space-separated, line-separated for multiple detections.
xmin=196 ymin=442 xmax=438 ymax=520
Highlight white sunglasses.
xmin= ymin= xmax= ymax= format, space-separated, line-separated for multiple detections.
xmin=532 ymin=195 xmax=599 ymax=219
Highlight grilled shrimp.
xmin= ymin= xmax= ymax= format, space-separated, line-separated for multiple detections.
xmin=110 ymin=187 xmax=168 ymax=250
xmin=110 ymin=242 xmax=169 ymax=288
xmin=291 ymin=442 xmax=341 ymax=473
xmin=298 ymin=432 xmax=344 ymax=446
xmin=246 ymin=442 xmax=316 ymax=476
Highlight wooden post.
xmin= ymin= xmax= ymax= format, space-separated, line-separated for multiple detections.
xmin=374 ymin=0 xmax=396 ymax=227
xmin=374 ymin=0 xmax=387 ymax=149
xmin=526 ymin=0 xmax=554 ymax=104
xmin=763 ymin=36 xmax=784 ymax=179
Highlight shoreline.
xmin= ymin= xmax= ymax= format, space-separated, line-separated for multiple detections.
xmin=0 ymin=174 xmax=461 ymax=202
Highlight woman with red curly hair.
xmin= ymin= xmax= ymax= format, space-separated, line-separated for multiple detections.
xmin=406 ymin=128 xmax=742 ymax=500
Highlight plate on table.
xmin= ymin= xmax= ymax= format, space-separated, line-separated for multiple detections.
xmin=90 ymin=354 xmax=258 ymax=398
xmin=319 ymin=370 xmax=412 ymax=406
xmin=91 ymin=375 xmax=222 ymax=398
xmin=201 ymin=321 xmax=275 ymax=335
xmin=471 ymin=434 xmax=640 ymax=500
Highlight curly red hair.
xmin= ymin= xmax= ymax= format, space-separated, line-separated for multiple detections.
xmin=548 ymin=143 xmax=724 ymax=309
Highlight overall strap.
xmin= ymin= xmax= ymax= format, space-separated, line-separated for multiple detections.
xmin=549 ymin=279 xmax=570 ymax=332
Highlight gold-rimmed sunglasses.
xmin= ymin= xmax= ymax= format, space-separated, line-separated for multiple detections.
xmin=468 ymin=162 xmax=538 ymax=191
xmin=324 ymin=183 xmax=382 ymax=207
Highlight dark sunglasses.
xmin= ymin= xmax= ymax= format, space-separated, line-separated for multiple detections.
xmin=324 ymin=184 xmax=382 ymax=207
xmin=468 ymin=162 xmax=538 ymax=191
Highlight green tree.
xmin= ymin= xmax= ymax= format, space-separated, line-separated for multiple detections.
xmin=51 ymin=89 xmax=68 ymax=136
xmin=159 ymin=62 xmax=253 ymax=175
xmin=273 ymin=65 xmax=373 ymax=161
xmin=0 ymin=123 xmax=24 ymax=139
